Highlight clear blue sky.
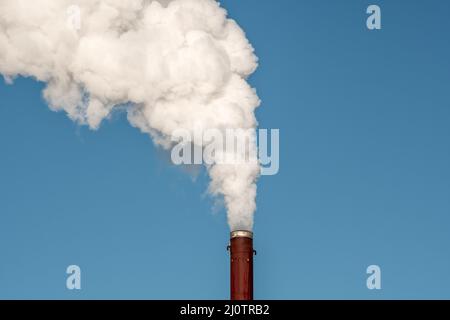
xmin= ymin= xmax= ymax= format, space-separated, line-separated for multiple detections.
xmin=1 ymin=0 xmax=450 ymax=299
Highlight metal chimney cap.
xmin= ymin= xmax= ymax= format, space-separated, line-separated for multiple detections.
xmin=230 ymin=230 xmax=253 ymax=239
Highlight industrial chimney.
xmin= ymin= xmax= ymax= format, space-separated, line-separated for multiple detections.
xmin=228 ymin=230 xmax=255 ymax=300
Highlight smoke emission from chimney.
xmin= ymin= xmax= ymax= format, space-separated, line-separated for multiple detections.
xmin=0 ymin=0 xmax=260 ymax=231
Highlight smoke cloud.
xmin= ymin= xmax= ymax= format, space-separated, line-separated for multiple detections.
xmin=0 ymin=0 xmax=260 ymax=231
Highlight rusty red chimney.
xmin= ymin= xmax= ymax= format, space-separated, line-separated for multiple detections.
xmin=229 ymin=230 xmax=254 ymax=300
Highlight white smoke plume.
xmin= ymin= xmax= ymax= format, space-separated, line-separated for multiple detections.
xmin=0 ymin=0 xmax=260 ymax=231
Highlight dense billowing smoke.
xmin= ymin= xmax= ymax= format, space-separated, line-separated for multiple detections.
xmin=0 ymin=0 xmax=260 ymax=231
xmin=0 ymin=0 xmax=260 ymax=230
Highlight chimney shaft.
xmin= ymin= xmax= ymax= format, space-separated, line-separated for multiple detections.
xmin=229 ymin=230 xmax=254 ymax=300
